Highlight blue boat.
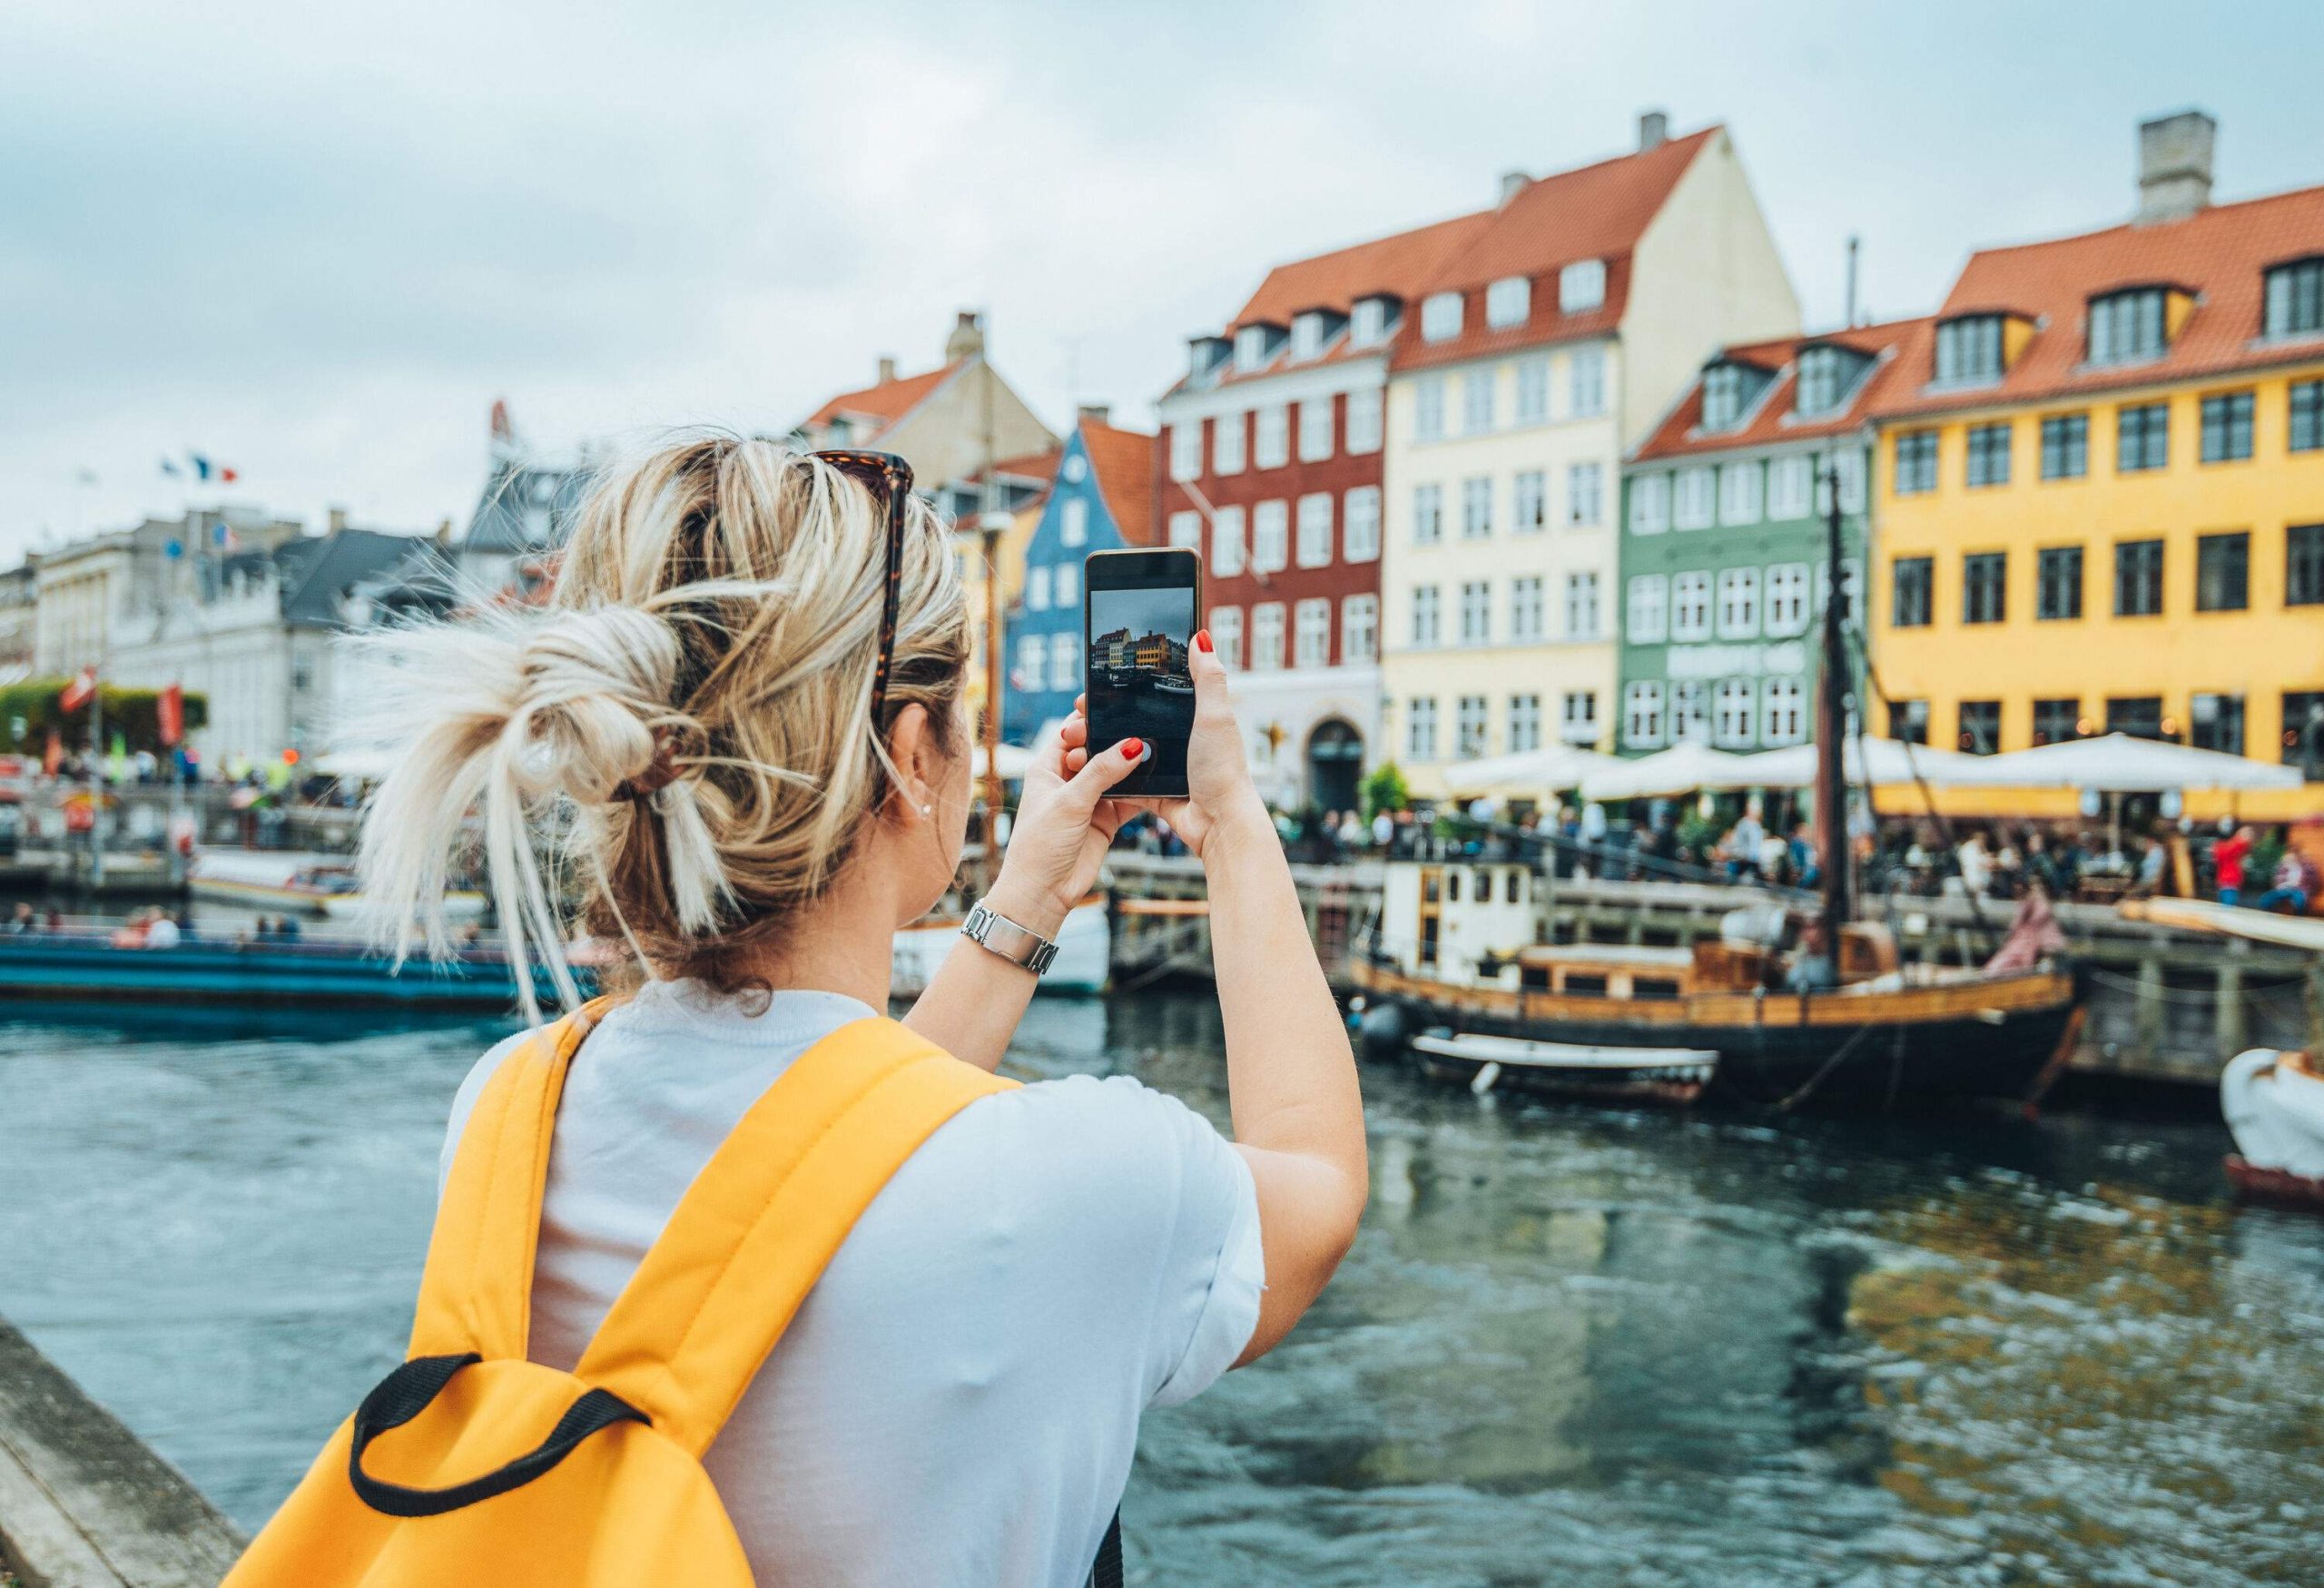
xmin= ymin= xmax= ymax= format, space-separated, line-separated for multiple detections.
xmin=0 ymin=929 xmax=577 ymax=1014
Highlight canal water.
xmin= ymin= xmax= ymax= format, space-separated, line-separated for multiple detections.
xmin=5 ymin=992 xmax=2321 ymax=1586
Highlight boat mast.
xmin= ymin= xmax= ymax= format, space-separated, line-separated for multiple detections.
xmin=1815 ymin=462 xmax=1851 ymax=933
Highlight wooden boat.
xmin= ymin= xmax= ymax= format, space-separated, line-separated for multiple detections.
xmin=888 ymin=896 xmax=1110 ymax=998
xmin=189 ymin=850 xmax=487 ymax=921
xmin=2223 ymin=1154 xmax=2324 ymax=1212
xmin=1409 ymin=1030 xmax=1717 ymax=1106
xmin=0 ymin=926 xmax=565 ymax=1013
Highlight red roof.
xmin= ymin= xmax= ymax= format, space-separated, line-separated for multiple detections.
xmin=1231 ymin=208 xmax=1498 ymax=332
xmin=1879 ymin=182 xmax=2324 ymax=419
xmin=1394 ymin=128 xmax=1718 ymax=373
xmin=1078 ymin=419 xmax=1158 ymax=547
xmin=801 ymin=360 xmax=962 ymax=433
xmin=1633 ymin=317 xmax=1934 ymax=461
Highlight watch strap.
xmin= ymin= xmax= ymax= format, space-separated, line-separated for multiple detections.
xmin=961 ymin=902 xmax=1060 ymax=975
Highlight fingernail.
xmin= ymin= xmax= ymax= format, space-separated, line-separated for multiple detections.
xmin=1194 ymin=629 xmax=1213 ymax=654
xmin=1120 ymin=738 xmax=1146 ymax=762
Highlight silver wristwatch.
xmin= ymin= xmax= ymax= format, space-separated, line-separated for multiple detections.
xmin=960 ymin=902 xmax=1059 ymax=975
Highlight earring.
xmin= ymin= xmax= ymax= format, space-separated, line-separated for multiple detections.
xmin=920 ymin=803 xmax=933 ymax=818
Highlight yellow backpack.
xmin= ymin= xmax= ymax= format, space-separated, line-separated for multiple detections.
xmin=225 ymin=999 xmax=1019 ymax=1586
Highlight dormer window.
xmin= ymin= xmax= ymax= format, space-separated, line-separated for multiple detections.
xmin=1187 ymin=335 xmax=1229 ymax=384
xmin=2087 ymin=288 xmax=2168 ymax=366
xmin=1934 ymin=314 xmax=2006 ymax=385
xmin=1559 ymin=259 xmax=1606 ymax=313
xmin=1350 ymin=296 xmax=1392 ymax=349
xmin=1794 ymin=344 xmax=1863 ymax=417
xmin=1421 ymin=291 xmax=1463 ymax=342
xmin=1700 ymin=360 xmax=1774 ymax=432
xmin=1485 ymin=277 xmax=1531 ymax=330
xmin=1291 ymin=311 xmax=1328 ymax=360
xmin=1234 ymin=324 xmax=1277 ymax=372
xmin=2263 ymin=257 xmax=2324 ymax=340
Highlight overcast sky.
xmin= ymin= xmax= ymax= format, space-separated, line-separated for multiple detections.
xmin=5 ymin=0 xmax=2319 ymax=560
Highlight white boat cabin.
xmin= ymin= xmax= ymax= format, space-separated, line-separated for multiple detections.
xmin=1378 ymin=859 xmax=1539 ymax=990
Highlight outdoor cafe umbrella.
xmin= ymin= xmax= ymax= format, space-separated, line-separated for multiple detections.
xmin=1442 ymin=743 xmax=1621 ymax=796
xmin=1961 ymin=733 xmax=2303 ymax=793
xmin=1734 ymin=735 xmax=1989 ymax=790
xmin=1579 ymin=741 xmax=1758 ymax=803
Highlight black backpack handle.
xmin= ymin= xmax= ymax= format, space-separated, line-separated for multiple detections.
xmin=348 ymin=1353 xmax=650 ymax=1518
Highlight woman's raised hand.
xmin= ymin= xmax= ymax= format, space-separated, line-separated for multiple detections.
xmin=980 ymin=712 xmax=1147 ymax=936
xmin=1058 ymin=631 xmax=1266 ymax=863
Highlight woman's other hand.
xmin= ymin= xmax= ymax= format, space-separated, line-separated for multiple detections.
xmin=1059 ymin=631 xmax=1267 ymax=863
xmin=981 ymin=718 xmax=1147 ymax=935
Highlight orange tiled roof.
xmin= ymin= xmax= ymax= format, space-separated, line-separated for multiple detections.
xmin=1232 ymin=208 xmax=1500 ymax=332
xmin=1078 ymin=419 xmax=1158 ymax=547
xmin=1632 ymin=317 xmax=1935 ymax=462
xmin=801 ymin=360 xmax=963 ymax=433
xmin=1879 ymin=182 xmax=2324 ymax=419
xmin=1394 ymin=128 xmax=1718 ymax=373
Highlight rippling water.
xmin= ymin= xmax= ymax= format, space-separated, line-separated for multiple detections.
xmin=5 ymin=993 xmax=2321 ymax=1585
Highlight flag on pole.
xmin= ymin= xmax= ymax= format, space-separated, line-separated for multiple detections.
xmin=221 ymin=466 xmax=240 ymax=483
xmin=158 ymin=683 xmax=184 ymax=747
xmin=160 ymin=458 xmax=183 ymax=478
xmin=59 ymin=666 xmax=98 ymax=713
xmin=191 ymin=455 xmax=212 ymax=481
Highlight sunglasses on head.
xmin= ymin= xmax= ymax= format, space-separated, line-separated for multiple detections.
xmin=809 ymin=449 xmax=916 ymax=725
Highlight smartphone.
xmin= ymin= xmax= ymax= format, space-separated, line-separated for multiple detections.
xmin=1083 ymin=547 xmax=1200 ymax=799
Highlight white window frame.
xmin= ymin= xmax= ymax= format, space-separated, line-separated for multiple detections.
xmin=1026 ymin=565 xmax=1051 ymax=611
xmin=1290 ymin=312 xmax=1327 ymax=361
xmin=1630 ymin=473 xmax=1670 ymax=534
xmin=1716 ymin=566 xmax=1760 ymax=639
xmin=1459 ymin=579 xmax=1491 ymax=646
xmin=1671 ymin=570 xmax=1712 ymax=641
xmin=1169 ymin=422 xmax=1202 ymax=482
xmin=1168 ymin=509 xmax=1202 ymax=550
xmin=1351 ymin=298 xmax=1388 ymax=349
xmin=1714 ymin=678 xmax=1757 ymax=747
xmin=1563 ymin=571 xmax=1600 ymax=640
xmin=1768 ymin=455 xmax=1812 ymax=519
xmin=1049 ymin=632 xmax=1079 ymax=692
xmin=1294 ymin=597 xmax=1331 ymax=669
xmin=1413 ymin=376 xmax=1446 ymax=441
xmin=1509 ymin=575 xmax=1544 ymax=641
xmin=1254 ymin=405 xmax=1289 ymax=469
xmin=1411 ymin=584 xmax=1441 ymax=648
xmin=1507 ymin=693 xmax=1542 ymax=753
xmin=1761 ymin=676 xmax=1807 ymax=746
xmin=1212 ymin=505 xmax=1246 ymax=577
xmin=1345 ymin=386 xmax=1384 ymax=453
xmin=1831 ymin=448 xmax=1866 ymax=512
xmin=1053 ymin=560 xmax=1078 ymax=607
xmin=1626 ymin=575 xmax=1668 ymax=643
xmin=1455 ymin=695 xmax=1489 ymax=760
xmin=1015 ymin=633 xmax=1043 ymax=690
xmin=1343 ymin=486 xmax=1381 ymax=563
xmin=1513 ymin=469 xmax=1547 ymax=534
xmin=1486 ymin=276 xmax=1531 ymax=329
xmin=1764 ymin=563 xmax=1811 ymax=636
xmin=1560 ymin=258 xmax=1606 ymax=313
xmin=1462 ymin=476 xmax=1492 ymax=539
xmin=1566 ymin=461 xmax=1604 ymax=527
xmin=1295 ymin=492 xmax=1334 ymax=568
xmin=1406 ymin=696 xmax=1438 ymax=761
xmin=1514 ymin=358 xmax=1549 ymax=425
xmin=1673 ymin=466 xmax=1716 ymax=530
xmin=1251 ymin=499 xmax=1289 ymax=572
xmin=1209 ymin=606 xmax=1243 ymax=670
xmin=1413 ymin=483 xmax=1443 ymax=546
xmin=1560 ymin=690 xmax=1599 ymax=746
xmin=1251 ymin=602 xmax=1285 ymax=671
xmin=1212 ymin=411 xmax=1246 ymax=475
xmin=1422 ymin=291 xmax=1463 ymax=342
xmin=1569 ymin=344 xmax=1607 ymax=417
xmin=1624 ymin=680 xmax=1666 ymax=749
xmin=1462 ymin=370 xmax=1495 ymax=435
xmin=1718 ymin=461 xmax=1762 ymax=526
xmin=1233 ymin=325 xmax=1271 ymax=371
xmin=1341 ymin=594 xmax=1378 ymax=664
xmin=1670 ymin=680 xmax=1709 ymax=744
xmin=1060 ymin=497 xmax=1089 ymax=547
xmin=1298 ymin=397 xmax=1334 ymax=462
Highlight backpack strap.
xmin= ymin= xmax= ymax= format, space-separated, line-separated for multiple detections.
xmin=408 ymin=999 xmax=617 ymax=1362
xmin=572 ymin=1016 xmax=1016 ymax=1456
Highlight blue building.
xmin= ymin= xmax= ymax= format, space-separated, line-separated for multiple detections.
xmin=1001 ymin=411 xmax=1157 ymax=744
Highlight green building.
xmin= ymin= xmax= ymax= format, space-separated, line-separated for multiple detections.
xmin=1614 ymin=319 xmax=1925 ymax=755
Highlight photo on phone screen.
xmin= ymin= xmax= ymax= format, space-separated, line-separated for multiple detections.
xmin=1083 ymin=548 xmax=1199 ymax=799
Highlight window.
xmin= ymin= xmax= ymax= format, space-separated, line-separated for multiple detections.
xmin=1567 ymin=463 xmax=1604 ymax=527
xmin=1168 ymin=509 xmax=1201 ymax=550
xmin=1344 ymin=487 xmax=1382 ymax=563
xmin=1351 ymin=298 xmax=1388 ymax=349
xmin=1623 ymin=682 xmax=1666 ymax=748
xmin=2088 ymin=288 xmax=2167 ymax=365
xmin=1346 ymin=387 xmax=1384 ymax=453
xmin=1212 ymin=412 xmax=1246 ymax=474
xmin=2285 ymin=693 xmax=2324 ymax=774
xmin=1251 ymin=500 xmax=1288 ymax=571
xmin=1209 ymin=606 xmax=1243 ymax=669
xmin=1413 ymin=484 xmax=1443 ymax=545
xmin=1234 ymin=325 xmax=1274 ymax=371
xmin=1506 ymin=694 xmax=1541 ymax=753
xmin=1290 ymin=312 xmax=1327 ymax=362
xmin=1671 ymin=571 xmax=1712 ymax=641
xmin=1049 ymin=632 xmax=1080 ymax=692
xmin=1765 ymin=563 xmax=1810 ymax=635
xmin=1462 ymin=371 xmax=1495 ymax=434
xmin=2106 ymin=696 xmax=2166 ymax=740
xmin=1963 ymin=552 xmax=2006 ymax=624
xmin=1670 ymin=681 xmax=1709 ymax=743
xmin=1891 ymin=557 xmax=1934 ymax=627
xmin=1459 ymin=580 xmax=1491 ymax=646
xmin=1626 ymin=575 xmax=1667 ymax=643
xmin=2197 ymin=531 xmax=2250 ymax=611
xmin=1714 ymin=679 xmax=1757 ymax=747
xmin=1560 ymin=259 xmax=1605 ymax=312
xmin=2294 ymin=380 xmax=2324 ymax=454
xmin=1630 ymin=474 xmax=1669 ymax=534
xmin=1768 ymin=456 xmax=1811 ymax=519
xmin=1831 ymin=448 xmax=1866 ymax=512
xmin=2117 ymin=402 xmax=2169 ymax=471
xmin=1510 ymin=576 xmax=1544 ymax=641
xmin=2033 ymin=698 xmax=2082 ymax=745
xmin=1295 ymin=598 xmax=1331 ymax=668
xmin=1716 ymin=567 xmax=1760 ymax=637
xmin=1413 ymin=377 xmax=1446 ymax=441
xmin=1026 ymin=565 xmax=1051 ymax=611
xmin=1055 ymin=497 xmax=1087 ymax=547
xmin=1817 ymin=558 xmax=1866 ymax=624
xmin=1054 ymin=561 xmax=1078 ymax=607
xmin=1673 ymin=467 xmax=1716 ymax=529
xmin=1295 ymin=493 xmax=1334 ymax=568
xmin=2115 ymin=538 xmax=2164 ymax=616
xmin=2037 ymin=546 xmax=2083 ymax=620
xmin=1702 ymin=364 xmax=1748 ymax=430
xmin=1289 ymin=398 xmax=1331 ymax=464
xmin=1761 ymin=677 xmax=1807 ymax=745
xmin=2041 ymin=414 xmax=2089 ymax=480
xmin=1486 ymin=276 xmax=1531 ymax=329
xmin=1255 ymin=405 xmax=1289 ymax=469
xmin=1341 ymin=595 xmax=1377 ymax=664
xmin=1957 ymin=699 xmax=2002 ymax=755
xmin=1894 ymin=430 xmax=1938 ymax=494
xmin=2191 ymin=692 xmax=2245 ymax=756
xmin=2263 ymin=259 xmax=2324 ymax=340
xmin=1456 ymin=695 xmax=1489 ymax=759
xmin=1965 ymin=422 xmax=2012 ymax=488
xmin=2200 ymin=390 xmax=2255 ymax=463
xmin=1212 ymin=505 xmax=1246 ymax=577
xmin=1513 ymin=470 xmax=1547 ymax=533
xmin=1889 ymin=698 xmax=1929 ymax=745
xmin=1406 ymin=696 xmax=1439 ymax=761
xmin=2290 ymin=524 xmax=2324 ymax=606
xmin=1410 ymin=585 xmax=1442 ymax=647
xmin=1718 ymin=461 xmax=1762 ymax=524
xmin=1515 ymin=359 xmax=1549 ymax=423
xmin=1570 ymin=345 xmax=1607 ymax=417
xmin=1014 ymin=634 xmax=1042 ymax=690
xmin=1169 ymin=423 xmax=1202 ymax=481
xmin=1563 ymin=572 xmax=1600 ymax=640
xmin=1935 ymin=315 xmax=2004 ymax=383
xmin=1421 ymin=291 xmax=1463 ymax=342
xmin=1462 ymin=477 xmax=1492 ymax=538
xmin=1561 ymin=691 xmax=1598 ymax=746
xmin=1795 ymin=346 xmax=1848 ymax=415
xmin=1251 ymin=603 xmax=1285 ymax=670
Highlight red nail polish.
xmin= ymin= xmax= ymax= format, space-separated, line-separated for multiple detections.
xmin=1120 ymin=737 xmax=1145 ymax=760
xmin=1194 ymin=629 xmax=1213 ymax=654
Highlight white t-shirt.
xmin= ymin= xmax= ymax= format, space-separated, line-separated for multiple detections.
xmin=439 ymin=983 xmax=1264 ymax=1587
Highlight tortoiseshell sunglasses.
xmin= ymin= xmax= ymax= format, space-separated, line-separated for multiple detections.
xmin=810 ymin=449 xmax=916 ymax=725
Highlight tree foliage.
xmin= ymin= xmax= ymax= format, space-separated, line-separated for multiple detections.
xmin=0 ymin=679 xmax=210 ymax=755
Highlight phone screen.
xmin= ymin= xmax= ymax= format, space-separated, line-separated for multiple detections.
xmin=1084 ymin=549 xmax=1199 ymax=799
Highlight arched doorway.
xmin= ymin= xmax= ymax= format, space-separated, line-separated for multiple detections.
xmin=1306 ymin=719 xmax=1364 ymax=813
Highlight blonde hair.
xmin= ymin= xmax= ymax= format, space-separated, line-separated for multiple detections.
xmin=356 ymin=433 xmax=969 ymax=1018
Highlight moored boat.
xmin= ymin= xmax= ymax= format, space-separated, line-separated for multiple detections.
xmin=889 ymin=896 xmax=1110 ymax=998
xmin=1407 ymin=1029 xmax=1717 ymax=1106
xmin=0 ymin=925 xmax=563 ymax=1013
xmin=189 ymin=850 xmax=488 ymax=921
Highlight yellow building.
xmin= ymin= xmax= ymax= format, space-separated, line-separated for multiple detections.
xmin=1871 ymin=113 xmax=2324 ymax=786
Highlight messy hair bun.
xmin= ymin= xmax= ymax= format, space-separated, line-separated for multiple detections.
xmin=354 ymin=433 xmax=968 ymax=1017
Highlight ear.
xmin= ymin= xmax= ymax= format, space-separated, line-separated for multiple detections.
xmin=883 ymin=702 xmax=939 ymax=818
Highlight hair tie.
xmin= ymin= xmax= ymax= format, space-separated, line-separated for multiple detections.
xmin=612 ymin=725 xmax=697 ymax=803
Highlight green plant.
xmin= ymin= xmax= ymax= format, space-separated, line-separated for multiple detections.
xmin=0 ymin=679 xmax=209 ymax=755
xmin=1360 ymin=762 xmax=1411 ymax=823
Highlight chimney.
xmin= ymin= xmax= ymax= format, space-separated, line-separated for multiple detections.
xmin=877 ymin=355 xmax=898 ymax=384
xmin=1078 ymin=403 xmax=1112 ymax=427
xmin=1499 ymin=169 xmax=1530 ymax=206
xmin=1638 ymin=109 xmax=1669 ymax=151
xmin=2137 ymin=109 xmax=2215 ymax=225
xmin=327 ymin=506 xmax=348 ymax=534
xmin=944 ymin=310 xmax=985 ymax=362
xmin=435 ymin=517 xmax=452 ymax=546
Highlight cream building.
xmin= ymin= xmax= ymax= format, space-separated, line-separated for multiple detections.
xmin=1380 ymin=115 xmax=1798 ymax=795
